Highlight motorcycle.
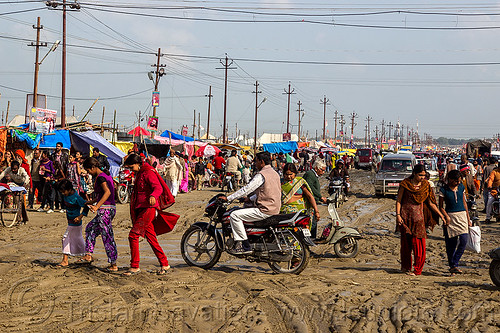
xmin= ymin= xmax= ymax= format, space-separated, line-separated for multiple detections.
xmin=489 ymin=189 xmax=500 ymax=222
xmin=221 ymin=172 xmax=238 ymax=193
xmin=328 ymin=176 xmax=347 ymax=208
xmin=117 ymin=168 xmax=134 ymax=204
xmin=312 ymin=196 xmax=362 ymax=258
xmin=489 ymin=247 xmax=500 ymax=287
xmin=466 ymin=194 xmax=480 ymax=225
xmin=180 ymin=194 xmax=315 ymax=274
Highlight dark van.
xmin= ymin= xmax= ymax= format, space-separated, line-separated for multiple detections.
xmin=356 ymin=148 xmax=373 ymax=169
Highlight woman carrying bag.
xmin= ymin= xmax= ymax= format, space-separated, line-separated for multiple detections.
xmin=123 ymin=154 xmax=179 ymax=276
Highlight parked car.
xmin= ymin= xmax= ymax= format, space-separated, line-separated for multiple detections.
xmin=355 ymin=148 xmax=374 ymax=170
xmin=374 ymin=153 xmax=416 ymax=196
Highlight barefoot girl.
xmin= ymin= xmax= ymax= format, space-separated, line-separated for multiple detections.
xmin=79 ymin=157 xmax=118 ymax=272
xmin=57 ymin=179 xmax=88 ymax=267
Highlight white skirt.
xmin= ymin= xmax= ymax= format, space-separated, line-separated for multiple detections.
xmin=446 ymin=211 xmax=469 ymax=238
xmin=62 ymin=225 xmax=86 ymax=256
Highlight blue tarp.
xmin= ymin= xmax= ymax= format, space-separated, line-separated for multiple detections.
xmin=159 ymin=129 xmax=194 ymax=142
xmin=40 ymin=129 xmax=71 ymax=149
xmin=69 ymin=130 xmax=126 ymax=177
xmin=13 ymin=129 xmax=71 ymax=149
xmin=262 ymin=141 xmax=298 ymax=154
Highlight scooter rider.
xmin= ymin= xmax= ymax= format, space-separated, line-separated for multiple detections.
xmin=220 ymin=151 xmax=281 ymax=254
xmin=329 ymin=159 xmax=350 ymax=198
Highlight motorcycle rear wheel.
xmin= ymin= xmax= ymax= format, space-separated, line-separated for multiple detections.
xmin=209 ymin=175 xmax=218 ymax=187
xmin=181 ymin=225 xmax=222 ymax=269
xmin=117 ymin=184 xmax=129 ymax=204
xmin=489 ymin=259 xmax=500 ymax=287
xmin=268 ymin=230 xmax=310 ymax=275
xmin=334 ymin=237 xmax=359 ymax=258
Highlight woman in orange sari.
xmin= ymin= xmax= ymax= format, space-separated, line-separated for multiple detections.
xmin=396 ymin=164 xmax=445 ymax=276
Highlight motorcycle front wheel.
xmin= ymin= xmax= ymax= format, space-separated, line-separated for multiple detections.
xmin=489 ymin=259 xmax=500 ymax=287
xmin=181 ymin=225 xmax=222 ymax=269
xmin=334 ymin=237 xmax=359 ymax=258
xmin=117 ymin=184 xmax=129 ymax=204
xmin=268 ymin=230 xmax=310 ymax=275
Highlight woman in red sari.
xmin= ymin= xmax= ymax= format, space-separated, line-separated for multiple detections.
xmin=123 ymin=154 xmax=175 ymax=276
xmin=396 ymin=164 xmax=445 ymax=276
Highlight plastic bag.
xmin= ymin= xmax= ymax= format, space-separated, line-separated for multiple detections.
xmin=465 ymin=225 xmax=481 ymax=253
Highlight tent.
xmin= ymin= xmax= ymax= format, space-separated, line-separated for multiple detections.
xmin=69 ymin=130 xmax=125 ymax=177
xmin=159 ymin=129 xmax=194 ymax=142
xmin=466 ymin=140 xmax=491 ymax=158
xmin=262 ymin=141 xmax=298 ymax=154
xmin=128 ymin=126 xmax=150 ymax=137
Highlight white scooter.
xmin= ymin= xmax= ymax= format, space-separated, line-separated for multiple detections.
xmin=314 ymin=197 xmax=362 ymax=258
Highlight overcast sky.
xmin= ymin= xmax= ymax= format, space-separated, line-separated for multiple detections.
xmin=2 ymin=0 xmax=500 ymax=140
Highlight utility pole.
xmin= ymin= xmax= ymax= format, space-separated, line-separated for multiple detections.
xmin=72 ymin=105 xmax=75 ymax=117
xmin=401 ymin=124 xmax=405 ymax=145
xmin=333 ymin=110 xmax=339 ymax=144
xmin=388 ymin=122 xmax=394 ymax=141
xmin=151 ymin=48 xmax=165 ymax=118
xmin=364 ymin=124 xmax=368 ymax=146
xmin=365 ymin=115 xmax=373 ymax=147
xmin=29 ymin=16 xmax=47 ymax=123
xmin=320 ymin=95 xmax=330 ymax=141
xmin=282 ymin=82 xmax=295 ymax=135
xmin=217 ymin=55 xmax=236 ymax=143
xmin=253 ymin=81 xmax=262 ymax=154
xmin=205 ymin=85 xmax=212 ymax=140
xmin=61 ymin=0 xmax=67 ymax=128
xmin=112 ymin=109 xmax=116 ymax=144
xmin=100 ymin=106 xmax=105 ymax=135
xmin=297 ymin=101 xmax=304 ymax=140
xmin=380 ymin=119 xmax=386 ymax=143
xmin=192 ymin=109 xmax=196 ymax=138
xmin=198 ymin=112 xmax=201 ymax=139
xmin=350 ymin=111 xmax=358 ymax=145
xmin=374 ymin=125 xmax=379 ymax=149
xmin=339 ymin=114 xmax=346 ymax=150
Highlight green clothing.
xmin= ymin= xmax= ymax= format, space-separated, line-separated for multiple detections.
xmin=303 ymin=170 xmax=321 ymax=203
xmin=280 ymin=177 xmax=312 ymax=214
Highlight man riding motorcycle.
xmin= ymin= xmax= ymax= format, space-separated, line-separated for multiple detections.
xmin=329 ymin=159 xmax=350 ymax=198
xmin=220 ymin=151 xmax=281 ymax=254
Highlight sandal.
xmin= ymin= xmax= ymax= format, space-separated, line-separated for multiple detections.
xmin=450 ymin=267 xmax=463 ymax=274
xmin=157 ymin=266 xmax=171 ymax=275
xmin=105 ymin=265 xmax=118 ymax=273
xmin=405 ymin=271 xmax=416 ymax=276
xmin=54 ymin=263 xmax=69 ymax=269
xmin=122 ymin=269 xmax=141 ymax=276
xmin=76 ymin=257 xmax=93 ymax=264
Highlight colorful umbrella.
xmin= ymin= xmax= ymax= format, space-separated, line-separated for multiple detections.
xmin=128 ymin=126 xmax=150 ymax=137
xmin=195 ymin=144 xmax=221 ymax=157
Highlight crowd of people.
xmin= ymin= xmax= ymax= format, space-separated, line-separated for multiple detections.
xmin=1 ymin=142 xmax=497 ymax=278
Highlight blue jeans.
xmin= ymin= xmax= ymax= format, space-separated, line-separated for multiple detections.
xmin=444 ymin=227 xmax=468 ymax=269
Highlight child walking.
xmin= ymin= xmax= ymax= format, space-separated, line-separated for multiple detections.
xmin=57 ymin=179 xmax=89 ymax=267
xmin=79 ymin=157 xmax=118 ymax=272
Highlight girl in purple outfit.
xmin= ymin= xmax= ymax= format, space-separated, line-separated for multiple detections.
xmin=78 ymin=157 xmax=118 ymax=272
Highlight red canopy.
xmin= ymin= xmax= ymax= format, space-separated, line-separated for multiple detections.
xmin=128 ymin=126 xmax=150 ymax=137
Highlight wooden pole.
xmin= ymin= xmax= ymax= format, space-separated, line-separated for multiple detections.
xmin=5 ymin=101 xmax=10 ymax=126
xmin=100 ymin=106 xmax=105 ymax=135
xmin=112 ymin=109 xmax=116 ymax=144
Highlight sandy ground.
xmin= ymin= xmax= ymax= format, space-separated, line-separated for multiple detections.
xmin=0 ymin=169 xmax=498 ymax=332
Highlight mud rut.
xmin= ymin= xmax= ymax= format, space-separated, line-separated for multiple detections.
xmin=0 ymin=170 xmax=498 ymax=332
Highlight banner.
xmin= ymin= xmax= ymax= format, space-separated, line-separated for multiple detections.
xmin=29 ymin=107 xmax=57 ymax=134
xmin=181 ymin=125 xmax=189 ymax=137
xmin=147 ymin=116 xmax=158 ymax=131
xmin=152 ymin=91 xmax=160 ymax=107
